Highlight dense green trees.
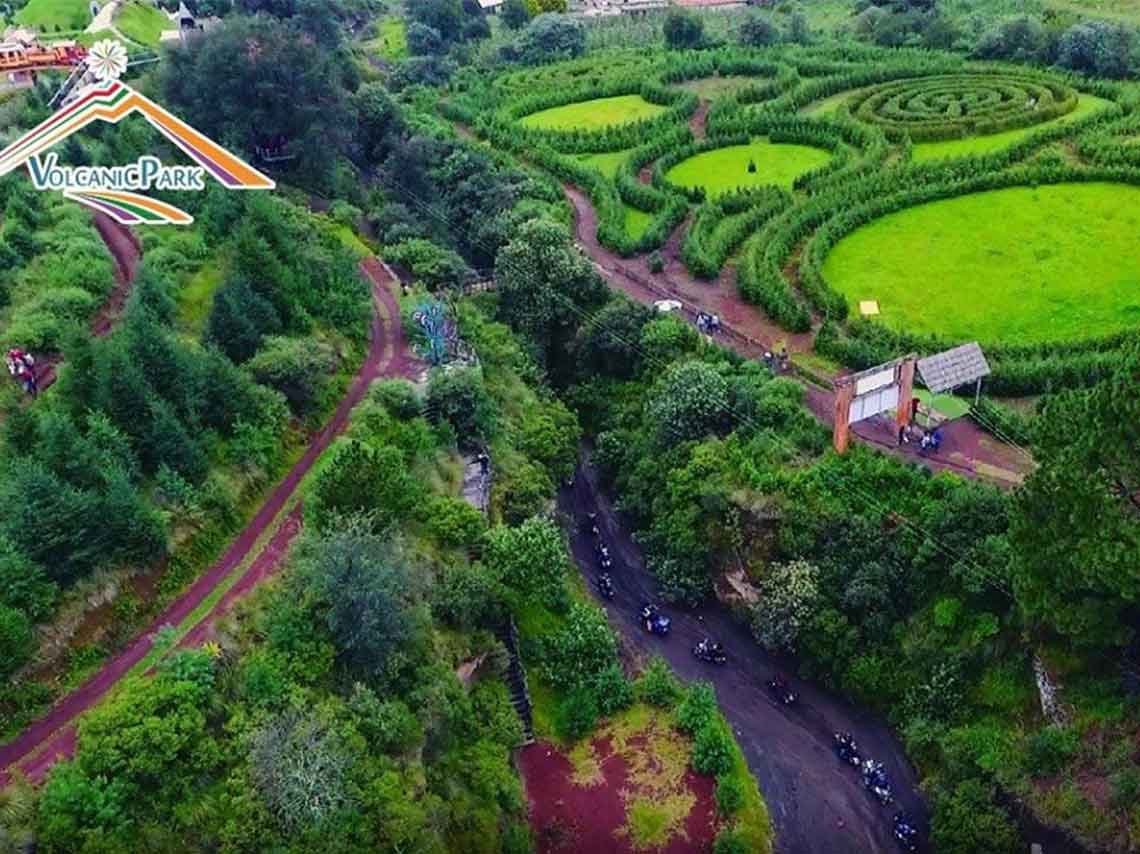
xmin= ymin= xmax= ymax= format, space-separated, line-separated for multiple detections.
xmin=161 ymin=15 xmax=354 ymax=189
xmin=1010 ymin=345 xmax=1140 ymax=648
xmin=664 ymin=10 xmax=705 ymax=50
xmin=495 ymin=217 xmax=608 ymax=378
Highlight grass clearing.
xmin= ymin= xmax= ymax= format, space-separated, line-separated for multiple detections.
xmin=672 ymin=75 xmax=766 ymax=99
xmin=364 ymin=17 xmax=407 ymax=61
xmin=665 ymin=137 xmax=831 ymax=197
xmin=114 ymin=0 xmax=170 ymax=46
xmin=623 ymin=204 xmax=652 ymax=240
xmin=14 ymin=0 xmax=90 ymax=30
xmin=176 ymin=261 xmax=225 ymax=339
xmin=912 ymin=93 xmax=1115 ymax=161
xmin=822 ymin=182 xmax=1140 ymax=346
xmin=519 ymin=94 xmax=667 ymax=131
xmin=574 ymin=149 xmax=634 ymax=179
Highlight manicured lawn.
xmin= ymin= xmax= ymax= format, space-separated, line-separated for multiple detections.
xmin=574 ymin=149 xmax=634 ymax=179
xmin=624 ymin=204 xmax=652 ymax=240
xmin=672 ymin=75 xmax=765 ymax=99
xmin=665 ymin=137 xmax=831 ymax=197
xmin=15 ymin=0 xmax=90 ymax=30
xmin=115 ymin=1 xmax=169 ymax=46
xmin=519 ymin=95 xmax=667 ymax=131
xmin=822 ymin=182 xmax=1140 ymax=346
xmin=912 ymin=93 xmax=1115 ymax=161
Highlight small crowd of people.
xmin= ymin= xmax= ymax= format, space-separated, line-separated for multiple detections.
xmin=695 ymin=311 xmax=721 ymax=336
xmin=763 ymin=346 xmax=790 ymax=373
xmin=898 ymin=396 xmax=943 ymax=454
xmin=6 ymin=348 xmax=37 ymax=396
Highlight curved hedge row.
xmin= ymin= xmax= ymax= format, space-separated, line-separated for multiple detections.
xmin=484 ymin=79 xmax=697 ymax=155
xmin=1076 ymin=113 xmax=1140 ymax=167
xmin=845 ymin=73 xmax=1078 ymax=142
xmin=681 ymin=187 xmax=791 ymax=280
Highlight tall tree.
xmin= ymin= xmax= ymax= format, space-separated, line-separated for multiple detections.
xmin=494 ymin=218 xmax=607 ymax=379
xmin=1010 ymin=345 xmax=1140 ymax=648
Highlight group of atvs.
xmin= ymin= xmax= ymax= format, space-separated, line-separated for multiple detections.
xmin=833 ymin=732 xmax=921 ymax=851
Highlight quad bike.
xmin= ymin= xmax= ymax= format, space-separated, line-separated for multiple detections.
xmin=766 ymin=674 xmax=799 ymax=706
xmin=892 ymin=812 xmax=919 ymax=852
xmin=861 ymin=759 xmax=894 ymax=806
xmin=833 ymin=732 xmax=861 ymax=767
xmin=692 ymin=638 xmax=726 ymax=665
xmin=597 ymin=573 xmax=615 ymax=600
xmin=640 ymin=604 xmax=671 ymax=636
xmin=595 ymin=542 xmax=613 ymax=570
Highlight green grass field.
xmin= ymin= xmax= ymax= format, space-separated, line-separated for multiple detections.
xmin=114 ymin=1 xmax=169 ymax=46
xmin=14 ymin=0 xmax=90 ymax=30
xmin=672 ymin=75 xmax=764 ymax=99
xmin=519 ymin=95 xmax=667 ymax=131
xmin=912 ymin=93 xmax=1115 ymax=161
xmin=665 ymin=138 xmax=831 ymax=197
xmin=823 ymin=182 xmax=1140 ymax=345
xmin=364 ymin=17 xmax=407 ymax=61
xmin=575 ymin=149 xmax=634 ymax=179
xmin=624 ymin=204 xmax=652 ymax=239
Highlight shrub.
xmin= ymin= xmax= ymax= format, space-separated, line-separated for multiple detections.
xmin=677 ymin=682 xmax=718 ymax=735
xmin=556 ymin=686 xmax=599 ymax=741
xmin=647 ymin=250 xmax=664 ymax=274
xmin=635 ymin=656 xmax=683 ymax=708
xmin=692 ymin=719 xmax=735 ymax=776
xmin=713 ymin=829 xmax=749 ymax=854
xmin=426 ymin=367 xmax=498 ymax=446
xmin=1024 ymin=726 xmax=1078 ymax=777
xmin=715 ymin=771 xmax=745 ymax=816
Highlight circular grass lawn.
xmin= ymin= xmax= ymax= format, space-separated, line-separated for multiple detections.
xmin=822 ymin=183 xmax=1140 ymax=346
xmin=519 ymin=95 xmax=668 ymax=131
xmin=665 ymin=138 xmax=831 ymax=197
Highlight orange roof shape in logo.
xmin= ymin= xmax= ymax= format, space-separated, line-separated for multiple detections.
xmin=0 ymin=76 xmax=273 ymax=223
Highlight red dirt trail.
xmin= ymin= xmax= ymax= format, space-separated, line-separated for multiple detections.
xmin=519 ymin=739 xmax=718 ymax=854
xmin=0 ymin=257 xmax=417 ymax=787
xmin=30 ymin=212 xmax=140 ymax=391
xmin=563 ymin=184 xmax=1032 ymax=487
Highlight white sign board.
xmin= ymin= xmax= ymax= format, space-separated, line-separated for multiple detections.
xmin=849 ymin=384 xmax=899 ymax=424
xmin=855 ymin=367 xmax=895 ymax=397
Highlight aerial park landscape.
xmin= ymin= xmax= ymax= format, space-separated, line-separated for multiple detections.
xmin=0 ymin=0 xmax=1138 ymax=852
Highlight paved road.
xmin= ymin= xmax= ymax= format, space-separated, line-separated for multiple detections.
xmin=560 ymin=456 xmax=928 ymax=854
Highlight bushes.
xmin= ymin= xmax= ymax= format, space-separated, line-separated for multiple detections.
xmin=635 ymin=656 xmax=683 ymax=708
xmin=693 ymin=718 xmax=736 ymax=776
xmin=1024 ymin=726 xmax=1078 ymax=777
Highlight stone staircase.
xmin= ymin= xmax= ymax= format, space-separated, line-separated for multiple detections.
xmin=497 ymin=620 xmax=535 ymax=746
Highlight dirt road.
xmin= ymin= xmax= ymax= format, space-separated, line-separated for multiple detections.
xmin=0 ymin=259 xmax=417 ymax=786
xmin=563 ymin=184 xmax=1032 ymax=487
xmin=561 ymin=457 xmax=928 ymax=854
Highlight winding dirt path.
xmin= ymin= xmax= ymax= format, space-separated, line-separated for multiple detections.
xmin=0 ymin=257 xmax=417 ymax=786
xmin=30 ymin=212 xmax=140 ymax=391
xmin=564 ymin=184 xmax=1031 ymax=486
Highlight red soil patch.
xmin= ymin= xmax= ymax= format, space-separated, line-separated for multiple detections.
xmin=519 ymin=738 xmax=718 ymax=854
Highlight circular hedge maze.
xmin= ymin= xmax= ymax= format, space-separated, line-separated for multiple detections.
xmin=449 ymin=46 xmax=1135 ymax=399
xmin=845 ymin=73 xmax=1078 ymax=141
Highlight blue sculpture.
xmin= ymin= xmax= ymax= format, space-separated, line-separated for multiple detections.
xmin=412 ymin=300 xmax=453 ymax=366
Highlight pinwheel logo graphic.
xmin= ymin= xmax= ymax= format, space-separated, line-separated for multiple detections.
xmin=0 ymin=40 xmax=274 ymax=226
